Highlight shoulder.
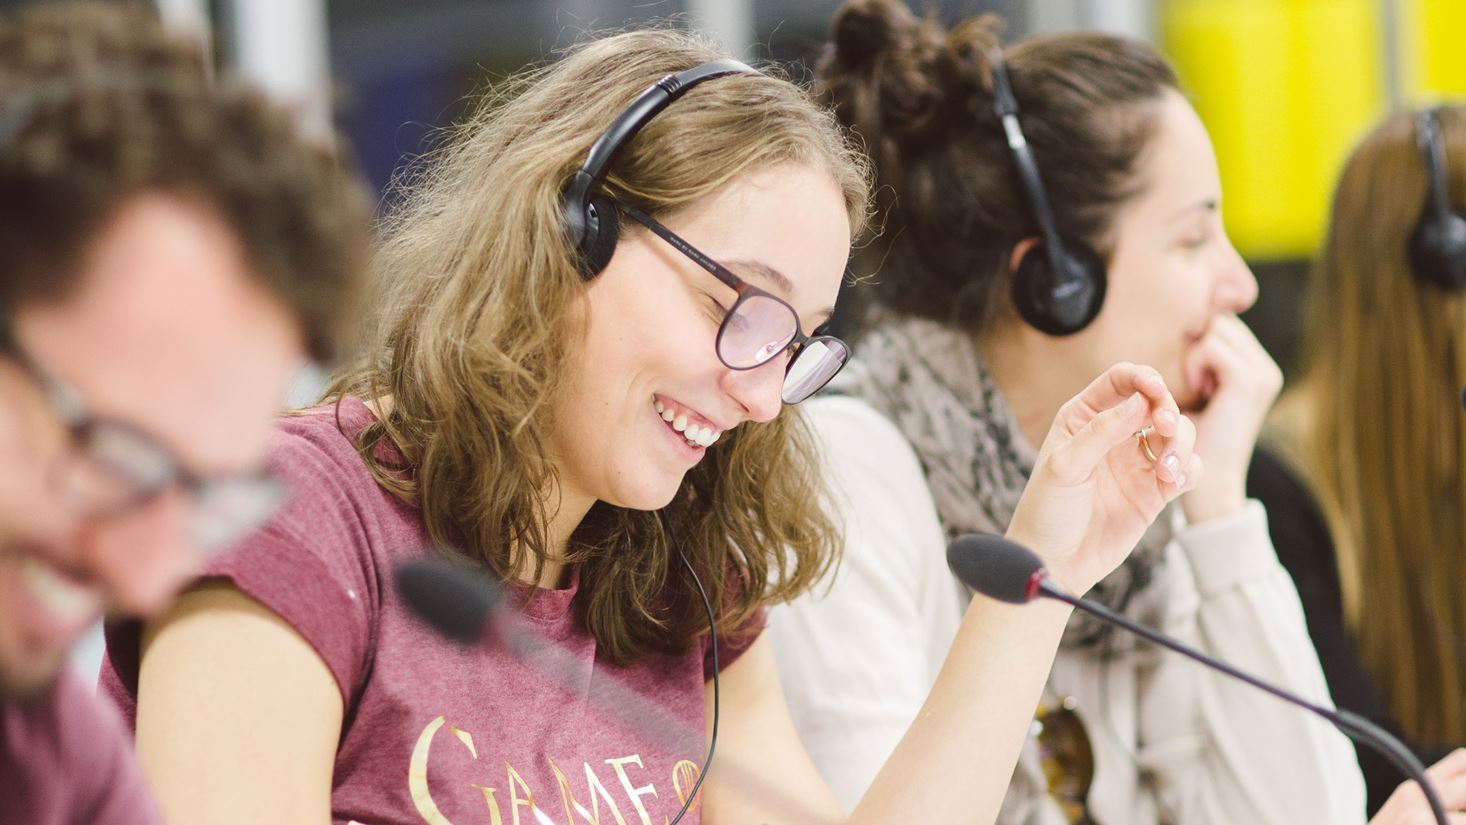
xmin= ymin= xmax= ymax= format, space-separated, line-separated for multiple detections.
xmin=802 ymin=395 xmax=930 ymax=497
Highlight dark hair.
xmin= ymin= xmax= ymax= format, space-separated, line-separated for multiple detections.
xmin=819 ymin=0 xmax=1178 ymax=336
xmin=0 ymin=2 xmax=370 ymax=364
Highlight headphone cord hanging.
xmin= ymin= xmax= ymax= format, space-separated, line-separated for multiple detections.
xmin=657 ymin=508 xmax=719 ymax=825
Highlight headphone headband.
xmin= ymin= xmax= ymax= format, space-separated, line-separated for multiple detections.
xmin=986 ymin=49 xmax=1069 ymax=262
xmin=563 ymin=58 xmax=757 ymax=237
xmin=1409 ymin=105 xmax=1466 ymax=291
xmin=1417 ymin=108 xmax=1454 ymax=221
xmin=986 ymin=48 xmax=1107 ymax=336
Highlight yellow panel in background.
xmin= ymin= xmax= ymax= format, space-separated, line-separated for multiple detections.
xmin=1161 ymin=0 xmax=1382 ymax=261
xmin=1401 ymin=0 xmax=1466 ymax=102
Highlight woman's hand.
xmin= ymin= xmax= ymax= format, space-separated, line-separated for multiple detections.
xmin=1180 ymin=314 xmax=1283 ymax=524
xmin=1006 ymin=362 xmax=1200 ymax=595
xmin=1371 ymin=749 xmax=1466 ymax=825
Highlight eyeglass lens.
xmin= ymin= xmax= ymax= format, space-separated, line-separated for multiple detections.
xmin=716 ymin=295 xmax=849 ymax=404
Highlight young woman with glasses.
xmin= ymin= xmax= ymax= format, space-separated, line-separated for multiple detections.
xmin=103 ymin=28 xmax=1202 ymax=825
xmin=769 ymin=1 xmax=1365 ymax=823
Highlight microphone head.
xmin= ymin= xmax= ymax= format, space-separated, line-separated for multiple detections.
xmin=394 ymin=558 xmax=505 ymax=644
xmin=947 ymin=533 xmax=1048 ymax=604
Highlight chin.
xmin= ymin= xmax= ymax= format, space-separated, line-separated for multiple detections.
xmin=605 ymin=472 xmax=688 ymax=513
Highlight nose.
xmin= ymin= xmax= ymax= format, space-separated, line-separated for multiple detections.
xmin=721 ymin=356 xmax=786 ymax=424
xmin=77 ymin=489 xmax=198 ymax=618
xmin=1215 ymin=241 xmax=1259 ymax=313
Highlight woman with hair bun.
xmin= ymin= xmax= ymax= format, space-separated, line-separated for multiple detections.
xmin=770 ymin=1 xmax=1365 ymax=822
xmin=103 ymin=24 xmax=1207 ymax=825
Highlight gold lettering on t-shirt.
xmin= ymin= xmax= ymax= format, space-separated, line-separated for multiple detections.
xmin=548 ymin=758 xmax=631 ymax=825
xmin=670 ymin=759 xmax=703 ymax=815
xmin=410 ymin=715 xmax=507 ymax=825
xmin=605 ymin=756 xmax=659 ymax=825
xmin=505 ymin=762 xmax=547 ymax=825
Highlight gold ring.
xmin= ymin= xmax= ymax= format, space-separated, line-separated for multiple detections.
xmin=1135 ymin=425 xmax=1159 ymax=463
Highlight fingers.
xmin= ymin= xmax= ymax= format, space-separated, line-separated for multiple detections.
xmin=1044 ymin=389 xmax=1201 ymax=496
xmin=1183 ymin=315 xmax=1282 ymax=402
xmin=1044 ymin=391 xmax=1149 ymax=484
xmin=1062 ymin=362 xmax=1180 ymax=438
xmin=1426 ymin=749 xmax=1466 ymax=810
xmin=1149 ymin=412 xmax=1200 ymax=488
xmin=1375 ymin=752 xmax=1466 ymax=825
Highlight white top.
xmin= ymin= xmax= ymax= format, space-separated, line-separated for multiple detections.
xmin=770 ymin=395 xmax=1368 ymax=824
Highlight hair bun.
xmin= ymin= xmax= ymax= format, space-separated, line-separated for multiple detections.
xmin=829 ymin=0 xmax=916 ymax=73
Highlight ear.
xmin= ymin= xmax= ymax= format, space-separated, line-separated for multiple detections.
xmin=1008 ymin=237 xmax=1041 ymax=274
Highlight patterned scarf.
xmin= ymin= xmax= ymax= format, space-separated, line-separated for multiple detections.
xmin=826 ymin=315 xmax=1176 ymax=823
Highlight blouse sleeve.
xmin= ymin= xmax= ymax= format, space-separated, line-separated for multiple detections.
xmin=1136 ymin=498 xmax=1368 ymax=824
xmin=766 ymin=396 xmax=964 ymax=813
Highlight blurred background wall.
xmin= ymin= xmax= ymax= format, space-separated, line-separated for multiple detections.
xmin=3 ymin=0 xmax=1463 ymax=374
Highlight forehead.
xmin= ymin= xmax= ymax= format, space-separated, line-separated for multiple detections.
xmin=1131 ymin=91 xmax=1221 ymax=210
xmin=12 ymin=194 xmax=304 ymax=473
xmin=659 ymin=164 xmax=852 ymax=313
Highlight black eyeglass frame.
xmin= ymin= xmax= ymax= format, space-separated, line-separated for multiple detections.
xmin=619 ymin=205 xmax=850 ymax=404
xmin=0 ymin=317 xmax=283 ymax=549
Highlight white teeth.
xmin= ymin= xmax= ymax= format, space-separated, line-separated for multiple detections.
xmin=696 ymin=430 xmax=716 ymax=447
xmin=655 ymin=400 xmax=665 ymax=414
xmin=661 ymin=408 xmax=675 ymax=422
xmin=20 ymin=558 xmax=99 ymax=623
xmin=685 ymin=424 xmax=702 ymax=442
xmin=672 ymin=414 xmax=688 ymax=432
xmin=708 ymin=430 xmax=721 ymax=445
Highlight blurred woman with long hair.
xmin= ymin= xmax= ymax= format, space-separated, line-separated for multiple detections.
xmin=1260 ymin=103 xmax=1466 ymax=815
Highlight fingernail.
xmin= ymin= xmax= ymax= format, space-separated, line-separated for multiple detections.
xmin=1176 ymin=473 xmax=1188 ymax=488
xmin=1161 ymin=453 xmax=1181 ymax=478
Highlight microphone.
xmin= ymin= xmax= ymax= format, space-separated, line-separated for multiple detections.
xmin=947 ymin=534 xmax=1449 ymax=825
xmin=394 ymin=558 xmax=506 ymax=644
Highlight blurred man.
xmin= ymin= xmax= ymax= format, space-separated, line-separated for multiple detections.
xmin=0 ymin=4 xmax=369 ymax=822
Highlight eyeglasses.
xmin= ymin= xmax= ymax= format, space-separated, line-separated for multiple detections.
xmin=620 ymin=206 xmax=851 ymax=405
xmin=0 ymin=320 xmax=284 ymax=554
xmin=1033 ymin=696 xmax=1102 ymax=825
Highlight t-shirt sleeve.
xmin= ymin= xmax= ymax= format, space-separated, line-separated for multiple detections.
xmin=201 ymin=422 xmax=381 ymax=706
xmin=105 ymin=417 xmax=382 ymax=712
xmin=703 ymin=604 xmax=766 ymax=681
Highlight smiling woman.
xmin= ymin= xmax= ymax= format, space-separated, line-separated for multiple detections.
xmin=105 ymin=23 xmax=1219 ymax=825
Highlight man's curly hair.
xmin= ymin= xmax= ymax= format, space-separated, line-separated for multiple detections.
xmin=0 ymin=2 xmax=371 ymax=364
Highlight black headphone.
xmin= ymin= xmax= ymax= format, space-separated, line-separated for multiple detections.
xmin=561 ymin=58 xmax=760 ymax=279
xmin=987 ymin=50 xmax=1108 ymax=336
xmin=1410 ymin=106 xmax=1466 ymax=291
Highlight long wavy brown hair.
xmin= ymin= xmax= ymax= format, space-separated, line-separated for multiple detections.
xmin=1273 ymin=105 xmax=1466 ymax=744
xmin=327 ymin=29 xmax=870 ymax=664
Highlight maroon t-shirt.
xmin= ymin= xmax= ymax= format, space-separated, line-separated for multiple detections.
xmin=1 ymin=667 xmax=162 ymax=825
xmin=101 ymin=399 xmax=759 ymax=825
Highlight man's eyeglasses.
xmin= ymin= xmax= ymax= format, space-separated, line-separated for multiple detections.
xmin=0 ymin=320 xmax=283 ymax=554
xmin=620 ymin=206 xmax=850 ymax=405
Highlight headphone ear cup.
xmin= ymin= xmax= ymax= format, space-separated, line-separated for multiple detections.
xmin=1011 ymin=238 xmax=1107 ymax=336
xmin=1410 ymin=208 xmax=1466 ymax=291
xmin=574 ymin=194 xmax=621 ymax=279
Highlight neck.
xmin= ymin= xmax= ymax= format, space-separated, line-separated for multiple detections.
xmin=978 ymin=323 xmax=1085 ymax=451
xmin=530 ymin=482 xmax=596 ymax=591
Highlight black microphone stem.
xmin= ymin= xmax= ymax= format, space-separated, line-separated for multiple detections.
xmin=1042 ymin=584 xmax=1449 ymax=825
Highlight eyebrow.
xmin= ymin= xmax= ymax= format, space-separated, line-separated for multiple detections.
xmin=1167 ymin=199 xmax=1219 ymax=225
xmin=728 ymin=258 xmax=836 ymax=327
